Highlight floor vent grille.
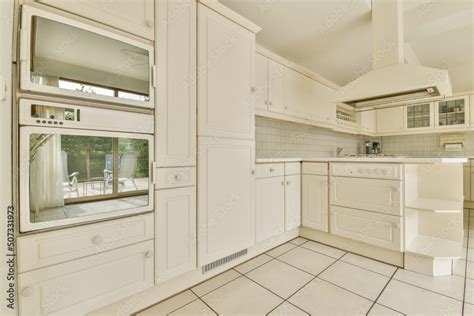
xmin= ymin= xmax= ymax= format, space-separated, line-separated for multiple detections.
xmin=202 ymin=249 xmax=248 ymax=274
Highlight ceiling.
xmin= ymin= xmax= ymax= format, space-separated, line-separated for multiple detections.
xmin=219 ymin=0 xmax=474 ymax=93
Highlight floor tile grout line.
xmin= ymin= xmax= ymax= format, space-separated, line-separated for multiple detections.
xmin=241 ymin=274 xmax=288 ymax=301
xmin=390 ymin=277 xmax=465 ymax=303
xmin=193 ymin=271 xmax=242 ymax=299
xmin=337 ymin=257 xmax=396 ymax=279
xmin=315 ymin=276 xmax=376 ymax=303
xmin=198 ymin=297 xmax=220 ymax=315
xmin=164 ymin=296 xmax=201 ymax=316
xmin=367 ymin=266 xmax=400 ymax=315
xmin=273 ymin=256 xmax=323 ymax=277
xmin=286 ymin=300 xmax=311 ymax=315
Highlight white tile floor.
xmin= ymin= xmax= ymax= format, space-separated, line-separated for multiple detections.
xmin=137 ymin=211 xmax=474 ymax=316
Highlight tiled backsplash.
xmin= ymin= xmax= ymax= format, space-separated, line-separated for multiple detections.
xmin=380 ymin=133 xmax=474 ymax=157
xmin=256 ymin=116 xmax=474 ymax=158
xmin=255 ymin=116 xmax=365 ymax=158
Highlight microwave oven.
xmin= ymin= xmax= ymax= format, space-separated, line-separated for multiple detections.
xmin=18 ymin=99 xmax=155 ymax=232
xmin=19 ymin=5 xmax=156 ymax=109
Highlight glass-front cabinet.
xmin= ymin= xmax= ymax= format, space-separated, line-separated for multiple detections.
xmin=435 ymin=96 xmax=470 ymax=129
xmin=403 ymin=103 xmax=434 ymax=131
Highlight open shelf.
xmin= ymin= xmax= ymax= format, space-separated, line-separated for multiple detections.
xmin=406 ymin=198 xmax=463 ymax=213
xmin=406 ymin=235 xmax=462 ymax=259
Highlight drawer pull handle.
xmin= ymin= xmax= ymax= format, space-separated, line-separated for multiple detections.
xmin=22 ymin=287 xmax=33 ymax=297
xmin=286 ymin=181 xmax=290 ymax=185
xmin=251 ymin=170 xmax=255 ymax=175
xmin=174 ymin=174 xmax=182 ymax=181
xmin=145 ymin=251 xmax=153 ymax=259
xmin=92 ymin=235 xmax=103 ymax=244
xmin=270 ymin=168 xmax=274 ymax=172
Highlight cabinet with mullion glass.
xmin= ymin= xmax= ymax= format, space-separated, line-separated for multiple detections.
xmin=435 ymin=96 xmax=469 ymax=129
xmin=404 ymin=103 xmax=434 ymax=131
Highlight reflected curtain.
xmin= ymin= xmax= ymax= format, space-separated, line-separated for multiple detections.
xmin=30 ymin=134 xmax=64 ymax=214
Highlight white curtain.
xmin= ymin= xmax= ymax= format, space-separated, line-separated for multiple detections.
xmin=30 ymin=135 xmax=64 ymax=214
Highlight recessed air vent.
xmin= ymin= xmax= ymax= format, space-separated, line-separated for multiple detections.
xmin=202 ymin=249 xmax=248 ymax=274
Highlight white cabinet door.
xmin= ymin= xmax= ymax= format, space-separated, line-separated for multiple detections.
xmin=268 ymin=59 xmax=286 ymax=113
xmin=435 ymin=95 xmax=470 ymax=130
xmin=331 ymin=177 xmax=402 ymax=216
xmin=403 ymin=103 xmax=434 ymax=132
xmin=38 ymin=0 xmax=155 ymax=40
xmin=255 ymin=53 xmax=268 ymax=111
xmin=256 ymin=176 xmax=285 ymax=242
xmin=376 ymin=107 xmax=404 ymax=134
xmin=302 ymin=175 xmax=328 ymax=232
xmin=284 ymin=68 xmax=314 ymax=120
xmin=198 ymin=5 xmax=255 ymax=140
xmin=18 ymin=241 xmax=154 ymax=316
xmin=464 ymin=165 xmax=471 ymax=201
xmin=330 ymin=206 xmax=402 ymax=251
xmin=156 ymin=187 xmax=196 ymax=283
xmin=471 ymin=95 xmax=474 ymax=127
xmin=312 ymin=81 xmax=336 ymax=125
xmin=359 ymin=110 xmax=377 ymax=134
xmin=285 ymin=174 xmax=301 ymax=231
xmin=198 ymin=137 xmax=255 ymax=265
xmin=156 ymin=0 xmax=196 ymax=167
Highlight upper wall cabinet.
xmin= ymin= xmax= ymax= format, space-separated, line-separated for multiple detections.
xmin=376 ymin=107 xmax=404 ymax=135
xmin=36 ymin=0 xmax=155 ymax=40
xmin=255 ymin=53 xmax=286 ymax=113
xmin=20 ymin=6 xmax=155 ymax=109
xmin=198 ymin=5 xmax=255 ymax=140
xmin=358 ymin=110 xmax=376 ymax=135
xmin=435 ymin=95 xmax=470 ymax=130
xmin=403 ymin=103 xmax=434 ymax=132
xmin=156 ymin=0 xmax=196 ymax=167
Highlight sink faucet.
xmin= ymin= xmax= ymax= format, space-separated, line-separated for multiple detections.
xmin=337 ymin=147 xmax=344 ymax=157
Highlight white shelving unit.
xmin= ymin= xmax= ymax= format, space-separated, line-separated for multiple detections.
xmin=404 ymin=164 xmax=464 ymax=276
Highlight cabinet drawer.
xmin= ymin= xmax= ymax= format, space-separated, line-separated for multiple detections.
xmin=285 ymin=162 xmax=301 ymax=175
xmin=330 ymin=206 xmax=402 ymax=251
xmin=18 ymin=240 xmax=154 ymax=316
xmin=155 ymin=167 xmax=196 ymax=189
xmin=18 ymin=214 xmax=154 ymax=273
xmin=256 ymin=163 xmax=284 ymax=178
xmin=330 ymin=177 xmax=402 ymax=216
xmin=302 ymin=162 xmax=328 ymax=175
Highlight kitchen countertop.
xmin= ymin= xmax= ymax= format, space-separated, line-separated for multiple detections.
xmin=256 ymin=157 xmax=469 ymax=164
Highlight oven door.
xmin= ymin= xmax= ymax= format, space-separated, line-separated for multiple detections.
xmin=19 ymin=126 xmax=154 ymax=232
xmin=19 ymin=5 xmax=155 ymax=109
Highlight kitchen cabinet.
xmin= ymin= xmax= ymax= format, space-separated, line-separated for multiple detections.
xmin=156 ymin=187 xmax=196 ymax=283
xmin=198 ymin=137 xmax=256 ymax=266
xmin=403 ymin=103 xmax=434 ymax=132
xmin=156 ymin=0 xmax=196 ymax=167
xmin=256 ymin=176 xmax=285 ymax=242
xmin=330 ymin=177 xmax=402 ymax=216
xmin=255 ymin=53 xmax=268 ymax=111
xmin=376 ymin=107 xmax=404 ymax=134
xmin=358 ymin=110 xmax=377 ymax=134
xmin=198 ymin=5 xmax=255 ymax=140
xmin=285 ymin=174 xmax=301 ymax=231
xmin=471 ymin=95 xmax=474 ymax=127
xmin=302 ymin=174 xmax=329 ymax=232
xmin=255 ymin=53 xmax=288 ymax=114
xmin=464 ymin=163 xmax=471 ymax=201
xmin=37 ymin=0 xmax=155 ymax=40
xmin=435 ymin=96 xmax=470 ymax=130
xmin=18 ymin=241 xmax=154 ymax=315
xmin=330 ymin=206 xmax=402 ymax=251
xmin=284 ymin=68 xmax=315 ymax=120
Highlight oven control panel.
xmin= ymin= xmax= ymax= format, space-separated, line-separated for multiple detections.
xmin=330 ymin=163 xmax=403 ymax=180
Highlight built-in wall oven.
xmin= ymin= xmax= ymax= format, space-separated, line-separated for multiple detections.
xmin=19 ymin=99 xmax=155 ymax=232
xmin=19 ymin=5 xmax=156 ymax=109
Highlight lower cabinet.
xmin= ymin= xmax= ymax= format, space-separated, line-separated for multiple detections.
xmin=198 ymin=137 xmax=256 ymax=266
xmin=302 ymin=174 xmax=329 ymax=232
xmin=18 ymin=240 xmax=154 ymax=315
xmin=330 ymin=206 xmax=402 ymax=251
xmin=285 ymin=174 xmax=301 ymax=230
xmin=256 ymin=176 xmax=285 ymax=242
xmin=156 ymin=186 xmax=196 ymax=283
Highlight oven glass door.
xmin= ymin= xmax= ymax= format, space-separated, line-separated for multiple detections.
xmin=20 ymin=6 xmax=155 ymax=109
xmin=20 ymin=127 xmax=154 ymax=232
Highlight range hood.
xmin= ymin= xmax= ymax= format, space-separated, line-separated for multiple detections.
xmin=338 ymin=0 xmax=452 ymax=110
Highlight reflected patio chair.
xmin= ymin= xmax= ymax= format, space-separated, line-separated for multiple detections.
xmin=103 ymin=152 xmax=138 ymax=192
xmin=61 ymin=150 xmax=79 ymax=198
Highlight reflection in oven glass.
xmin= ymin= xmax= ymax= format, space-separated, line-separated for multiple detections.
xmin=29 ymin=134 xmax=149 ymax=224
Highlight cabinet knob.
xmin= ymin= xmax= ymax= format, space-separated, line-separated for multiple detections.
xmin=285 ymin=106 xmax=288 ymax=110
xmin=174 ymin=174 xmax=182 ymax=181
xmin=22 ymin=287 xmax=33 ymax=297
xmin=286 ymin=181 xmax=290 ymax=185
xmin=265 ymin=100 xmax=268 ymax=105
xmin=251 ymin=87 xmax=256 ymax=93
xmin=269 ymin=101 xmax=273 ymax=106
xmin=145 ymin=19 xmax=153 ymax=28
xmin=251 ymin=170 xmax=255 ymax=175
xmin=269 ymin=168 xmax=274 ymax=172
xmin=145 ymin=251 xmax=153 ymax=259
xmin=282 ymin=181 xmax=285 ymax=186
xmin=92 ymin=235 xmax=103 ymax=244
